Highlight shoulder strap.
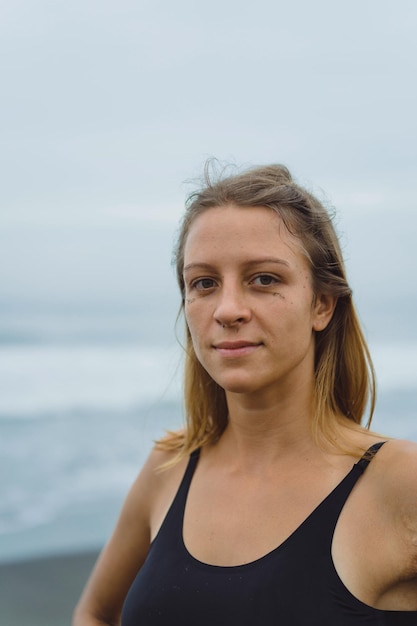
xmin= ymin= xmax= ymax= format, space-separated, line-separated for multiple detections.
xmin=355 ymin=441 xmax=387 ymax=473
xmin=298 ymin=441 xmax=389 ymax=548
xmin=178 ymin=448 xmax=200 ymax=492
xmin=149 ymin=448 xmax=201 ymax=547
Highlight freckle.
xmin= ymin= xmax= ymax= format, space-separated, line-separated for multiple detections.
xmin=186 ymin=298 xmax=196 ymax=304
xmin=272 ymin=292 xmax=284 ymax=299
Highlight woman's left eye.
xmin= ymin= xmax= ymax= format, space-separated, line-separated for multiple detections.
xmin=252 ymin=274 xmax=279 ymax=286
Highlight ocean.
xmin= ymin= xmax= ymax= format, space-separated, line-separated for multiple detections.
xmin=0 ymin=301 xmax=416 ymax=563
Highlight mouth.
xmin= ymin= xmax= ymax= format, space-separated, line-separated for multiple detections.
xmin=213 ymin=341 xmax=262 ymax=358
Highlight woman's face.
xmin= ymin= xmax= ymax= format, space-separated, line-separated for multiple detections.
xmin=183 ymin=204 xmax=334 ymax=400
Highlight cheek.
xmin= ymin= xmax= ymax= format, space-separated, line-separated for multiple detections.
xmin=184 ymin=306 xmax=202 ymax=344
xmin=184 ymin=305 xmax=194 ymax=328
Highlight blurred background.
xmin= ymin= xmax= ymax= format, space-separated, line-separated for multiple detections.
xmin=1 ymin=0 xmax=416 ymax=576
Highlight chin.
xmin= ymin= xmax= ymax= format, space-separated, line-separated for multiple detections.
xmin=215 ymin=375 xmax=262 ymax=395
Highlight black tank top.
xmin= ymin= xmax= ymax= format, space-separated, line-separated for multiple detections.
xmin=122 ymin=442 xmax=417 ymax=625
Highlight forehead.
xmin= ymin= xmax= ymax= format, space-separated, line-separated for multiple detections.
xmin=183 ymin=204 xmax=306 ymax=266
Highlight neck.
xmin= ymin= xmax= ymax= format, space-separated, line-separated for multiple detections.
xmin=219 ymin=385 xmax=319 ymax=471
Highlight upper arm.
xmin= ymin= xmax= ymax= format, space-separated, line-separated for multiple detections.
xmin=73 ymin=446 xmax=183 ymax=626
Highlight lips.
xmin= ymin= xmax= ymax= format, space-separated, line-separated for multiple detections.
xmin=213 ymin=341 xmax=262 ymax=358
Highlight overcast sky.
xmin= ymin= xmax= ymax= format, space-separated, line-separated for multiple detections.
xmin=1 ymin=0 xmax=416 ymax=335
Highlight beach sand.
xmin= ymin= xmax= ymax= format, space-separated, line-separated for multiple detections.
xmin=0 ymin=550 xmax=99 ymax=626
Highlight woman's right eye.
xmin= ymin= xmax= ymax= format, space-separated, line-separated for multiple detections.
xmin=192 ymin=278 xmax=216 ymax=290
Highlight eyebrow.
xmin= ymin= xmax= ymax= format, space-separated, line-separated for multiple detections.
xmin=183 ymin=258 xmax=291 ymax=273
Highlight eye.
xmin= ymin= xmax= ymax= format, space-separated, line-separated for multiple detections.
xmin=251 ymin=274 xmax=280 ymax=287
xmin=191 ymin=277 xmax=217 ymax=291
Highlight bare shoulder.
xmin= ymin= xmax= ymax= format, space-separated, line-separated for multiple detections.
xmin=374 ymin=439 xmax=417 ymax=502
xmin=110 ymin=443 xmax=189 ymax=546
xmin=145 ymin=445 xmax=190 ymax=541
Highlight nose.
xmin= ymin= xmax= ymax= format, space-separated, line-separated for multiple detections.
xmin=213 ymin=284 xmax=251 ymax=328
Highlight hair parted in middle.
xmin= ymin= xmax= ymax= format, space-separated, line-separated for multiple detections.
xmin=158 ymin=162 xmax=376 ymax=462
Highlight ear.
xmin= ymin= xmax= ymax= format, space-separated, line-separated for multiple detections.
xmin=312 ymin=293 xmax=337 ymax=332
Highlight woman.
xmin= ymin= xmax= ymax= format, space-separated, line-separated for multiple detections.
xmin=73 ymin=164 xmax=417 ymax=625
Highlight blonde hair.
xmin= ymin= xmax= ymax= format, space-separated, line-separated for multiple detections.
xmin=158 ymin=163 xmax=376 ymax=461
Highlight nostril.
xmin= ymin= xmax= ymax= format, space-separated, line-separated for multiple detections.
xmin=219 ymin=317 xmax=245 ymax=329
